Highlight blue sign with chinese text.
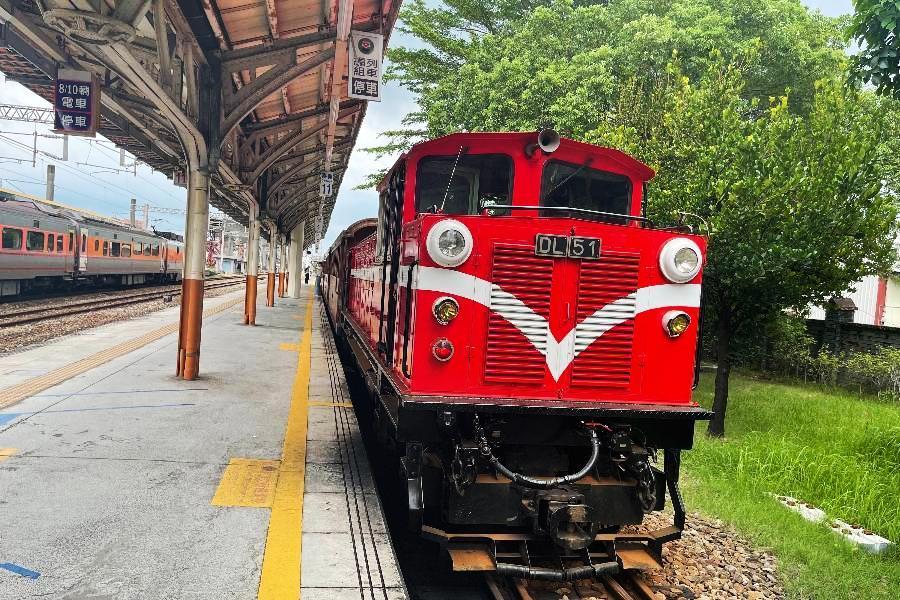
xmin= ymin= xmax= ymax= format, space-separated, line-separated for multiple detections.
xmin=54 ymin=69 xmax=97 ymax=136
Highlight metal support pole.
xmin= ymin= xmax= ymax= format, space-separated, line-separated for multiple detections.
xmin=244 ymin=214 xmax=260 ymax=325
xmin=176 ymin=168 xmax=210 ymax=380
xmin=129 ymin=198 xmax=137 ymax=227
xmin=288 ymin=221 xmax=304 ymax=298
xmin=45 ymin=164 xmax=55 ymax=201
xmin=266 ymin=223 xmax=277 ymax=307
xmin=278 ymin=235 xmax=286 ymax=298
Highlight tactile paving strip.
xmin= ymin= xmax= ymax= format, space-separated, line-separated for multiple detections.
xmin=300 ymin=303 xmax=407 ymax=600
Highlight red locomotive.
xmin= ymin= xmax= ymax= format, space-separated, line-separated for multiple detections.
xmin=323 ymin=131 xmax=710 ymax=581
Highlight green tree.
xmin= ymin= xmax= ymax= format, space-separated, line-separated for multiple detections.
xmin=375 ymin=0 xmax=899 ymax=435
xmin=849 ymin=0 xmax=900 ymax=96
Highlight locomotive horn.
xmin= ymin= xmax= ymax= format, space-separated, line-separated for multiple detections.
xmin=525 ymin=128 xmax=561 ymax=157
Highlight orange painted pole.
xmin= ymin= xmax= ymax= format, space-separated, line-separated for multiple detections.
xmin=244 ymin=216 xmax=260 ymax=325
xmin=245 ymin=275 xmax=258 ymax=324
xmin=278 ymin=271 xmax=285 ymax=298
xmin=266 ymin=272 xmax=276 ymax=307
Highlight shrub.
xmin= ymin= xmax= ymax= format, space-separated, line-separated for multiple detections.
xmin=725 ymin=314 xmax=900 ymax=401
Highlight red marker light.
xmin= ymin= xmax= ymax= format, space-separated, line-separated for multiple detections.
xmin=432 ymin=338 xmax=454 ymax=362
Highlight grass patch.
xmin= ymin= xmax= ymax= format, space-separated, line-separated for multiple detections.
xmin=683 ymin=372 xmax=900 ymax=599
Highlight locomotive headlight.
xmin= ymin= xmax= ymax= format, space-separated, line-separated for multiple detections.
xmin=432 ymin=296 xmax=459 ymax=324
xmin=432 ymin=338 xmax=455 ymax=361
xmin=426 ymin=219 xmax=473 ymax=267
xmin=663 ymin=310 xmax=692 ymax=338
xmin=659 ymin=238 xmax=703 ymax=283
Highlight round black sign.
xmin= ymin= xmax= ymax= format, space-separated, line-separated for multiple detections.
xmin=357 ymin=37 xmax=375 ymax=55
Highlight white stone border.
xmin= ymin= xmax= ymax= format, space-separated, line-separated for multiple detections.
xmin=772 ymin=495 xmax=892 ymax=554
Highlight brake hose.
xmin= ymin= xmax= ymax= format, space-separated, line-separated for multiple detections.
xmin=477 ymin=427 xmax=601 ymax=489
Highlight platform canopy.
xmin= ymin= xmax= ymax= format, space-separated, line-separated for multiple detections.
xmin=0 ymin=0 xmax=400 ymax=244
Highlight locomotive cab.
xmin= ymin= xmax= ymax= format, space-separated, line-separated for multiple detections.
xmin=327 ymin=131 xmax=711 ymax=578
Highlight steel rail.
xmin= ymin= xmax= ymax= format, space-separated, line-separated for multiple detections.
xmin=0 ymin=277 xmax=249 ymax=327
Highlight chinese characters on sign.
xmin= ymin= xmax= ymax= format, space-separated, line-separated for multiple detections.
xmin=348 ymin=31 xmax=384 ymax=102
xmin=320 ymin=172 xmax=334 ymax=198
xmin=53 ymin=69 xmax=99 ymax=137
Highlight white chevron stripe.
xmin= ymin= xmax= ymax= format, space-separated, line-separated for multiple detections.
xmin=350 ymin=265 xmax=701 ymax=381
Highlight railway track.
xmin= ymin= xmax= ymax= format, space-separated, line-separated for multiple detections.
xmin=0 ymin=276 xmax=248 ymax=327
xmin=486 ymin=570 xmax=658 ymax=600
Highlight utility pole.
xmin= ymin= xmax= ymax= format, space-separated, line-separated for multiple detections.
xmin=130 ymin=198 xmax=137 ymax=227
xmin=46 ymin=164 xmax=55 ymax=201
xmin=142 ymin=204 xmax=150 ymax=230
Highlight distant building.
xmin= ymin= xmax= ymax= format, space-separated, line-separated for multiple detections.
xmin=808 ymin=240 xmax=900 ymax=326
xmin=209 ymin=216 xmax=248 ymax=274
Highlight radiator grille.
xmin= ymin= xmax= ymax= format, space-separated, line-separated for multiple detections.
xmin=484 ymin=244 xmax=552 ymax=384
xmin=571 ymin=251 xmax=640 ymax=388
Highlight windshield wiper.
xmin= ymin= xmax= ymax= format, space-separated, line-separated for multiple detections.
xmin=545 ymin=159 xmax=592 ymax=197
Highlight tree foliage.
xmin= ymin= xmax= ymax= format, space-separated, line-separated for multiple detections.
xmin=375 ymin=0 xmax=900 ymax=435
xmin=850 ymin=0 xmax=900 ymax=96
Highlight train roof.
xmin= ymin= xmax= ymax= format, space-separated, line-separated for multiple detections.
xmin=0 ymin=188 xmax=166 ymax=239
xmin=327 ymin=218 xmax=376 ymax=257
xmin=377 ymin=131 xmax=656 ymax=191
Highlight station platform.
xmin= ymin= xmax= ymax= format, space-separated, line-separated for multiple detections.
xmin=0 ymin=288 xmax=406 ymax=599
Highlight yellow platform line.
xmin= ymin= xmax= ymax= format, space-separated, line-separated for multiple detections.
xmin=0 ymin=448 xmax=17 ymax=463
xmin=257 ymin=294 xmax=313 ymax=600
xmin=0 ymin=295 xmax=243 ymax=410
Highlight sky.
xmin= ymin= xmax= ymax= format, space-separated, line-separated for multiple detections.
xmin=0 ymin=0 xmax=854 ymax=247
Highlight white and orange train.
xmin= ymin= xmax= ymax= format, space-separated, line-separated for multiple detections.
xmin=0 ymin=190 xmax=183 ymax=297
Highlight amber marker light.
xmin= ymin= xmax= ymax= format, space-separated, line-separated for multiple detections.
xmin=432 ymin=296 xmax=460 ymax=325
xmin=663 ymin=310 xmax=691 ymax=338
xmin=432 ymin=338 xmax=455 ymax=361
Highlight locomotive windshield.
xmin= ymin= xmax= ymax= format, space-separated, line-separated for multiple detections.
xmin=541 ymin=160 xmax=632 ymax=218
xmin=415 ymin=154 xmax=512 ymax=215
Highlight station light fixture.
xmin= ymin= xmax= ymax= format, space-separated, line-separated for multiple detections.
xmin=432 ymin=296 xmax=460 ymax=325
xmin=659 ymin=238 xmax=702 ymax=283
xmin=431 ymin=338 xmax=455 ymax=361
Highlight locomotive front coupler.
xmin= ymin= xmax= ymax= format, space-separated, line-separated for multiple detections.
xmin=472 ymin=416 xmax=603 ymax=490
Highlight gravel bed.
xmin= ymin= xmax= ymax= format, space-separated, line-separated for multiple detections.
xmin=639 ymin=511 xmax=784 ymax=600
xmin=528 ymin=510 xmax=782 ymax=600
xmin=0 ymin=285 xmax=181 ymax=313
xmin=0 ymin=282 xmax=245 ymax=355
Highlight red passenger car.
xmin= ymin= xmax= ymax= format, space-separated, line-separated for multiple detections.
xmin=323 ymin=131 xmax=710 ymax=580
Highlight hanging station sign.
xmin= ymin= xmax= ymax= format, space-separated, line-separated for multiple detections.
xmin=320 ymin=171 xmax=334 ymax=197
xmin=348 ymin=31 xmax=384 ymax=102
xmin=53 ymin=69 xmax=100 ymax=137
